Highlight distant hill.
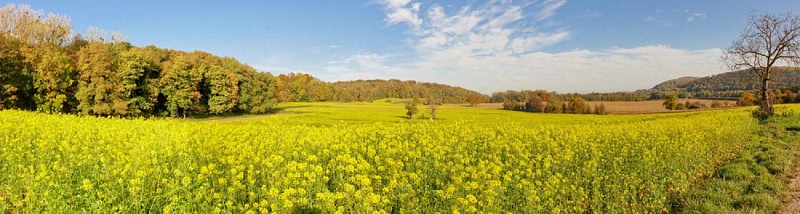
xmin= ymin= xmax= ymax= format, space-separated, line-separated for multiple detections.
xmin=652 ymin=76 xmax=700 ymax=91
xmin=331 ymin=79 xmax=485 ymax=103
xmin=651 ymin=67 xmax=800 ymax=99
xmin=273 ymin=73 xmax=485 ymax=104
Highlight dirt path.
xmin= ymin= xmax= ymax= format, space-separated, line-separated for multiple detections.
xmin=779 ymin=151 xmax=800 ymax=213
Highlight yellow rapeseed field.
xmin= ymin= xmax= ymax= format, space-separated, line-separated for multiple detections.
xmin=0 ymin=107 xmax=757 ymax=213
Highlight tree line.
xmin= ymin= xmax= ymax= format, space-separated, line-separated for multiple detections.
xmin=491 ymin=90 xmax=606 ymax=114
xmin=273 ymin=76 xmax=486 ymax=104
xmin=0 ymin=5 xmax=276 ymax=117
xmin=490 ymin=90 xmax=645 ymax=103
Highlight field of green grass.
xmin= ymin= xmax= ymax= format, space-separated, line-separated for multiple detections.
xmin=1 ymin=101 xmax=799 ymax=213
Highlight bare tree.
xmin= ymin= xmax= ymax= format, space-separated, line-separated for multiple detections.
xmin=723 ymin=13 xmax=800 ymax=116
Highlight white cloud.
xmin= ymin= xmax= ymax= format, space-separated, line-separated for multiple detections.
xmin=686 ymin=12 xmax=706 ymax=22
xmin=643 ymin=16 xmax=671 ymax=27
xmin=379 ymin=0 xmax=422 ymax=27
xmin=534 ymin=0 xmax=567 ymax=21
xmin=328 ymin=1 xmax=725 ymax=94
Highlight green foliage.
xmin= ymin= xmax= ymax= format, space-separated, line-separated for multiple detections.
xmin=117 ymin=46 xmax=164 ymax=116
xmin=662 ymin=93 xmax=679 ymax=110
xmin=566 ymin=97 xmax=590 ymax=114
xmin=544 ymin=100 xmax=562 ymax=113
xmin=405 ymin=98 xmax=418 ymax=119
xmin=159 ymin=52 xmax=204 ymax=117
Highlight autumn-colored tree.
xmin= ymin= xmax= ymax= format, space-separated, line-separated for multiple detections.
xmin=785 ymin=90 xmax=797 ymax=103
xmin=737 ymin=92 xmax=755 ymax=106
xmin=1 ymin=4 xmax=72 ymax=111
xmin=567 ymin=97 xmax=589 ymax=114
xmin=466 ymin=94 xmax=484 ymax=107
xmin=525 ymin=95 xmax=545 ymax=112
xmin=33 ymin=45 xmax=74 ymax=113
xmin=276 ymin=73 xmax=315 ymax=102
xmin=0 ymin=4 xmax=71 ymax=46
xmin=0 ymin=35 xmax=34 ymax=110
xmin=75 ymin=42 xmax=130 ymax=116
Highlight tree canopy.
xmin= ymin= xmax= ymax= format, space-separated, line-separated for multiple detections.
xmin=0 ymin=4 xmax=277 ymax=117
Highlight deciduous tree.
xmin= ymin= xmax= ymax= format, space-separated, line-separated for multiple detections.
xmin=405 ymin=98 xmax=418 ymax=119
xmin=723 ymin=13 xmax=800 ymax=117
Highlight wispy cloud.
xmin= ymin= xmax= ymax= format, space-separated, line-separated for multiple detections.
xmin=321 ymin=1 xmax=724 ymax=93
xmin=584 ymin=10 xmax=603 ymax=18
xmin=643 ymin=16 xmax=671 ymax=27
xmin=686 ymin=12 xmax=706 ymax=22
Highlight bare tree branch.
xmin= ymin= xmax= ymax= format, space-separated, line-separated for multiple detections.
xmin=722 ymin=12 xmax=800 ymax=117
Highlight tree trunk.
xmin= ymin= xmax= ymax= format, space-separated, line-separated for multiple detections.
xmin=760 ymin=77 xmax=775 ymax=116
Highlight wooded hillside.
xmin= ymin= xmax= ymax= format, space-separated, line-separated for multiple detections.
xmin=651 ymin=67 xmax=800 ymax=99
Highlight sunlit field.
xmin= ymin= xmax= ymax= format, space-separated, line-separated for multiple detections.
xmin=2 ymin=102 xmax=795 ymax=213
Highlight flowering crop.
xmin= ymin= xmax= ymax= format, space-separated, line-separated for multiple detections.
xmin=0 ymin=108 xmax=757 ymax=213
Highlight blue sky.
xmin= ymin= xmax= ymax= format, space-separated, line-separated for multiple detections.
xmin=3 ymin=0 xmax=799 ymax=93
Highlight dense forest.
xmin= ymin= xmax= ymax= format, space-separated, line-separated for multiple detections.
xmin=0 ymin=5 xmax=486 ymax=117
xmin=0 ymin=5 xmax=276 ymax=117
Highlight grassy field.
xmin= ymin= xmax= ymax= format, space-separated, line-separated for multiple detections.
xmin=1 ymin=101 xmax=798 ymax=213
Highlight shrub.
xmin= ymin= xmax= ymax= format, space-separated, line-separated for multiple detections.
xmin=594 ymin=103 xmax=606 ymax=115
xmin=737 ymin=92 xmax=755 ymax=106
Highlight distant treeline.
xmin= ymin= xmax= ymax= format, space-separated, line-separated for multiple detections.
xmin=273 ymin=74 xmax=486 ymax=104
xmin=489 ymin=90 xmax=607 ymax=114
xmin=0 ymin=5 xmax=487 ymax=117
xmin=489 ymin=90 xmax=649 ymax=103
